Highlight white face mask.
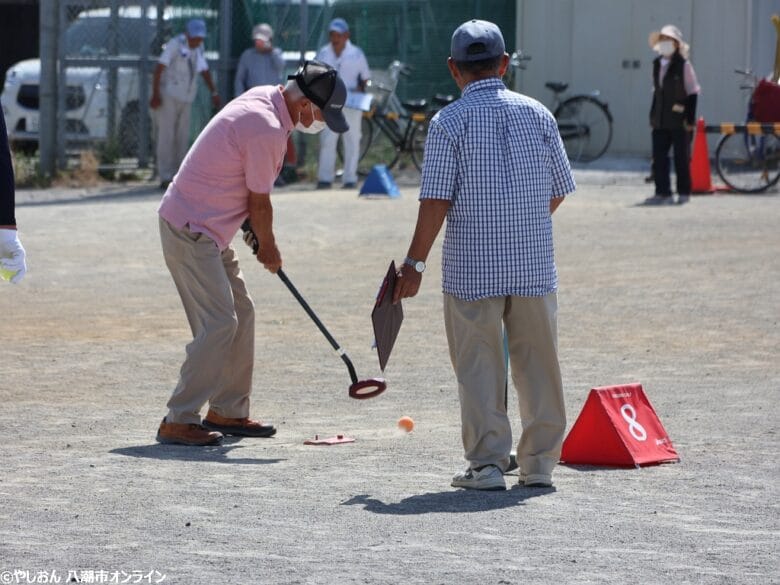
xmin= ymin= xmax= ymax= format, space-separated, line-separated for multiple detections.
xmin=295 ymin=103 xmax=327 ymax=134
xmin=654 ymin=40 xmax=676 ymax=57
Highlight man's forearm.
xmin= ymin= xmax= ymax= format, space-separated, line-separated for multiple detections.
xmin=202 ymin=71 xmax=217 ymax=95
xmin=151 ymin=63 xmax=164 ymax=96
xmin=248 ymin=192 xmax=274 ymax=248
xmin=550 ymin=196 xmax=565 ymax=214
xmin=406 ymin=199 xmax=450 ymax=260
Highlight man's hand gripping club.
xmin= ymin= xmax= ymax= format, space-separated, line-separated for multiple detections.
xmin=241 ymin=219 xmax=281 ymax=273
xmin=243 ymin=192 xmax=282 ymax=273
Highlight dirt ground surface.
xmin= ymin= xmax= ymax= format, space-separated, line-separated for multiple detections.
xmin=1 ymin=165 xmax=778 ymax=585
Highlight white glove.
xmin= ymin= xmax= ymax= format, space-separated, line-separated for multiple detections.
xmin=0 ymin=228 xmax=27 ymax=284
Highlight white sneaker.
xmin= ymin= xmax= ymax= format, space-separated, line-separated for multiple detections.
xmin=519 ymin=473 xmax=553 ymax=488
xmin=451 ymin=465 xmax=506 ymax=491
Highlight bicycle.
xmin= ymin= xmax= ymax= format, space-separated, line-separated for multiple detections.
xmin=508 ymin=51 xmax=613 ymax=163
xmin=713 ymin=69 xmax=780 ymax=193
xmin=338 ymin=61 xmax=452 ymax=176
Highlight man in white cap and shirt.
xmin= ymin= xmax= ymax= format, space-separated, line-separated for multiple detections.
xmin=150 ymin=18 xmax=221 ymax=190
xmin=315 ymin=17 xmax=371 ymax=189
xmin=234 ymin=23 xmax=286 ymax=96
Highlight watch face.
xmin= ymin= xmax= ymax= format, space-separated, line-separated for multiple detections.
xmin=414 ymin=261 xmax=425 ymax=272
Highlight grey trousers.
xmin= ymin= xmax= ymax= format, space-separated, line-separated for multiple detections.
xmin=159 ymin=217 xmax=255 ymax=424
xmin=443 ymin=292 xmax=566 ymax=480
xmin=155 ymin=96 xmax=191 ymax=182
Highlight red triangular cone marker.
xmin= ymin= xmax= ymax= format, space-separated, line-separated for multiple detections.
xmin=560 ymin=383 xmax=679 ymax=467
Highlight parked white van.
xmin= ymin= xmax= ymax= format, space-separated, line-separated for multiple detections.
xmin=1 ymin=5 xmax=216 ymax=155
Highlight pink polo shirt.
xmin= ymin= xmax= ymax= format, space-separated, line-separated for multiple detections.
xmin=158 ymin=85 xmax=293 ymax=250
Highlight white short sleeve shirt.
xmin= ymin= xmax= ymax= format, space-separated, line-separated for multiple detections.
xmin=315 ymin=40 xmax=371 ymax=91
xmin=159 ymin=35 xmax=209 ymax=103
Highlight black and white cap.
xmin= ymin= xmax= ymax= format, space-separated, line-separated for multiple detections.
xmin=288 ymin=60 xmax=349 ymax=133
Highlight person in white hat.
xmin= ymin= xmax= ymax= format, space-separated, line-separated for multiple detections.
xmin=150 ymin=19 xmax=221 ymax=190
xmin=234 ymin=23 xmax=291 ymax=187
xmin=234 ymin=23 xmax=285 ymax=97
xmin=644 ymin=24 xmax=701 ymax=205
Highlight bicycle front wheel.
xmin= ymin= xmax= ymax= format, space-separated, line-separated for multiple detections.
xmin=357 ymin=117 xmax=400 ymax=176
xmin=337 ymin=115 xmax=373 ymax=166
xmin=410 ymin=120 xmax=429 ymax=172
xmin=554 ymin=96 xmax=613 ymax=163
xmin=715 ymin=132 xmax=780 ymax=193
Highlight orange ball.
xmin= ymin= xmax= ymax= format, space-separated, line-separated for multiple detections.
xmin=397 ymin=416 xmax=414 ymax=433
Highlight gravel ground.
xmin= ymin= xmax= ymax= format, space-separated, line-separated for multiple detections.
xmin=0 ymin=166 xmax=778 ymax=585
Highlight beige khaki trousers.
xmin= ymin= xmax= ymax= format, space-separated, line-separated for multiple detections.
xmin=159 ymin=217 xmax=255 ymax=424
xmin=443 ymin=293 xmax=565 ymax=479
xmin=155 ymin=96 xmax=192 ymax=182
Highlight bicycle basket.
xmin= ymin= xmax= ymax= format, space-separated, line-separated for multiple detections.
xmin=365 ymin=68 xmax=399 ymax=112
xmin=751 ymin=79 xmax=780 ymax=123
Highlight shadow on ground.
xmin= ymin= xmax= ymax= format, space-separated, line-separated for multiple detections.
xmin=110 ymin=441 xmax=284 ymax=466
xmin=341 ymin=485 xmax=555 ymax=515
xmin=17 ymin=184 xmax=162 ymax=207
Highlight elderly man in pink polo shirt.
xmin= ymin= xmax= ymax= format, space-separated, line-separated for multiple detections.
xmin=156 ymin=61 xmax=348 ymax=446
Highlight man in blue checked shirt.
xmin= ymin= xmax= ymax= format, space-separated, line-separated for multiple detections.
xmin=393 ymin=19 xmax=576 ymax=491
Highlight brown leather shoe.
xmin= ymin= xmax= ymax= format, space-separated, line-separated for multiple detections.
xmin=202 ymin=409 xmax=277 ymax=437
xmin=156 ymin=418 xmax=223 ymax=446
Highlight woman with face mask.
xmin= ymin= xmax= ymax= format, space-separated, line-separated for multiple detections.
xmin=644 ymin=25 xmax=701 ymax=205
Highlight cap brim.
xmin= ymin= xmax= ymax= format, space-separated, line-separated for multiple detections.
xmin=323 ymin=109 xmax=349 ymax=133
xmin=254 ymin=34 xmax=270 ymax=42
xmin=322 ymin=74 xmax=349 ymax=132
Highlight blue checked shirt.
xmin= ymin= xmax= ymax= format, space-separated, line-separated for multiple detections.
xmin=419 ymin=78 xmax=575 ymax=301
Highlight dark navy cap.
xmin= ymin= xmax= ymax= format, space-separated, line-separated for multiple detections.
xmin=450 ymin=19 xmax=506 ymax=62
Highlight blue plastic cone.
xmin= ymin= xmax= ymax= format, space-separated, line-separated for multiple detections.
xmin=359 ymin=165 xmax=400 ymax=198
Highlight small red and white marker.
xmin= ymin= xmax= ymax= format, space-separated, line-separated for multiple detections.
xmin=303 ymin=434 xmax=355 ymax=446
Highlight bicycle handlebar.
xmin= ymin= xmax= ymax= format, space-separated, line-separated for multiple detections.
xmin=388 ymin=60 xmax=413 ymax=77
xmin=510 ymin=51 xmax=532 ymax=70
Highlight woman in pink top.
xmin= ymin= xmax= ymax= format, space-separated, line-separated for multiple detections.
xmin=155 ymin=61 xmax=348 ymax=446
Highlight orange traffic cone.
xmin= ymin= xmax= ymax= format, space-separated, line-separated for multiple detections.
xmin=690 ymin=117 xmax=714 ymax=194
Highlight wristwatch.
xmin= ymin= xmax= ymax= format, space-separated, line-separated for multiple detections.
xmin=404 ymin=256 xmax=426 ymax=273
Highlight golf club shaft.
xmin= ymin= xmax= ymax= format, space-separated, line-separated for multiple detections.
xmin=276 ymin=269 xmax=359 ymax=385
xmin=240 ymin=220 xmax=361 ymax=385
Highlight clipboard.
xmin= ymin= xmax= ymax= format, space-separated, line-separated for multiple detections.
xmin=371 ymin=261 xmax=404 ymax=372
xmin=345 ymin=91 xmax=373 ymax=112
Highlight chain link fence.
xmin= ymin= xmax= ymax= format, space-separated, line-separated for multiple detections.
xmin=16 ymin=0 xmax=514 ymax=176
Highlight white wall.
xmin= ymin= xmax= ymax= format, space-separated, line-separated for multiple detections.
xmin=514 ymin=0 xmax=778 ymax=156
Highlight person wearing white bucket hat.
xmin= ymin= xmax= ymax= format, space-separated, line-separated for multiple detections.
xmin=649 ymin=25 xmax=690 ymax=59
xmin=644 ymin=24 xmax=701 ymax=205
